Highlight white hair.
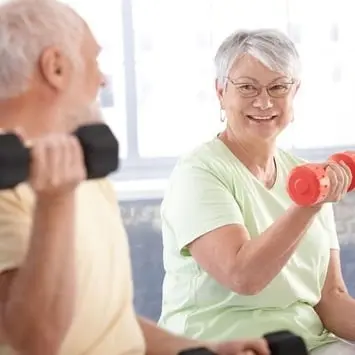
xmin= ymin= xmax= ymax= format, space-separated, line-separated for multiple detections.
xmin=214 ymin=29 xmax=301 ymax=87
xmin=0 ymin=0 xmax=85 ymax=99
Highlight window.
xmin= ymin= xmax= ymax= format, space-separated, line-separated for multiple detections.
xmin=286 ymin=0 xmax=355 ymax=149
xmin=68 ymin=0 xmax=355 ymax=183
xmin=132 ymin=0 xmax=223 ymax=158
xmin=64 ymin=0 xmax=128 ymax=159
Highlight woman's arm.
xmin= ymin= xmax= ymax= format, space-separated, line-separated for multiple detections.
xmin=314 ymin=250 xmax=355 ymax=341
xmin=165 ymin=161 xmax=348 ymax=296
xmin=189 ymin=204 xmax=320 ymax=295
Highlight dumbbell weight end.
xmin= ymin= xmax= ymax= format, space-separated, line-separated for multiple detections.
xmin=74 ymin=123 xmax=119 ymax=179
xmin=264 ymin=330 xmax=308 ymax=355
xmin=0 ymin=133 xmax=30 ymax=190
xmin=287 ymin=164 xmax=330 ymax=206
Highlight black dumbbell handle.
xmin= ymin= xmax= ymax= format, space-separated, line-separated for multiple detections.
xmin=0 ymin=123 xmax=119 ymax=190
xmin=178 ymin=347 xmax=215 ymax=355
xmin=177 ymin=331 xmax=309 ymax=355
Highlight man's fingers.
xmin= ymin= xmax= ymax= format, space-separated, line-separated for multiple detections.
xmin=242 ymin=339 xmax=270 ymax=355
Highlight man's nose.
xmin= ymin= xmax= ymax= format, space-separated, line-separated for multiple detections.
xmin=100 ymin=73 xmax=107 ymax=88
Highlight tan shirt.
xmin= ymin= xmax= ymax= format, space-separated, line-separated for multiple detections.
xmin=0 ymin=179 xmax=145 ymax=355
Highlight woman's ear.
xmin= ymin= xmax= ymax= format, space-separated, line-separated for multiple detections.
xmin=215 ymin=78 xmax=225 ymax=109
xmin=294 ymin=80 xmax=301 ymax=95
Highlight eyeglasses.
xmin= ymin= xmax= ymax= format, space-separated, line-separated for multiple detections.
xmin=226 ymin=77 xmax=295 ymax=98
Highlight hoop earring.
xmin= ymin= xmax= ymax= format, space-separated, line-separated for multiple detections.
xmin=220 ymin=109 xmax=226 ymax=122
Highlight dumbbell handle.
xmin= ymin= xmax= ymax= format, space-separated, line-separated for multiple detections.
xmin=0 ymin=123 xmax=119 ymax=190
xmin=287 ymin=151 xmax=355 ymax=206
xmin=177 ymin=330 xmax=308 ymax=355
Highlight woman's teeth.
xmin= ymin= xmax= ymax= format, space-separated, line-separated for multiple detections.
xmin=247 ymin=115 xmax=276 ymax=121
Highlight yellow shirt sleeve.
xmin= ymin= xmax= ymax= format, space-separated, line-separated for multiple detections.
xmin=0 ymin=186 xmax=32 ymax=272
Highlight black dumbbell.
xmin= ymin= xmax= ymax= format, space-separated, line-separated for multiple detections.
xmin=178 ymin=330 xmax=308 ymax=355
xmin=0 ymin=123 xmax=119 ymax=190
xmin=264 ymin=330 xmax=308 ymax=355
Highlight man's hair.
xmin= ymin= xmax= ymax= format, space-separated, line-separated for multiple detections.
xmin=0 ymin=0 xmax=85 ymax=99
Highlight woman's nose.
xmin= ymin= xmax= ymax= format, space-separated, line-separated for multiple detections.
xmin=252 ymin=89 xmax=274 ymax=110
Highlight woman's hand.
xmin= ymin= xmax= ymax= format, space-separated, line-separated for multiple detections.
xmin=322 ymin=161 xmax=352 ymax=204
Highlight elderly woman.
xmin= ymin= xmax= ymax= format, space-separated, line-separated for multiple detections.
xmin=158 ymin=29 xmax=355 ymax=355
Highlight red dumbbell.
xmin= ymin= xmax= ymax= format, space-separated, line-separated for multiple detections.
xmin=287 ymin=151 xmax=355 ymax=206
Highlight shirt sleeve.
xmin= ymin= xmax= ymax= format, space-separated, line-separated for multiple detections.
xmin=0 ymin=189 xmax=31 ymax=273
xmin=162 ymin=163 xmax=245 ymax=255
xmin=320 ymin=203 xmax=340 ymax=250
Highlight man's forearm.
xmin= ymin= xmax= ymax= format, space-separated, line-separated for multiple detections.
xmin=138 ymin=317 xmax=207 ymax=355
xmin=3 ymin=194 xmax=77 ymax=354
xmin=315 ymin=290 xmax=355 ymax=341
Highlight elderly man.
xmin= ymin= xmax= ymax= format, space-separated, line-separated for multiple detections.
xmin=0 ymin=1 xmax=270 ymax=354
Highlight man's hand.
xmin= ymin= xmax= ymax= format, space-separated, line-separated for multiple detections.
xmin=29 ymin=133 xmax=86 ymax=199
xmin=210 ymin=338 xmax=270 ymax=355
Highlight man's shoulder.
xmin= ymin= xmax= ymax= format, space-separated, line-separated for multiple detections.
xmin=95 ymin=178 xmax=117 ymax=202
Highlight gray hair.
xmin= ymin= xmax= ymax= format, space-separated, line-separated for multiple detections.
xmin=0 ymin=0 xmax=85 ymax=99
xmin=214 ymin=29 xmax=301 ymax=87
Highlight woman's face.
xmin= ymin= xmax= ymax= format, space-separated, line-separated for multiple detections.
xmin=216 ymin=54 xmax=299 ymax=144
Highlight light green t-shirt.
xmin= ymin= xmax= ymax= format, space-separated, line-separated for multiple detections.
xmin=158 ymin=138 xmax=339 ymax=351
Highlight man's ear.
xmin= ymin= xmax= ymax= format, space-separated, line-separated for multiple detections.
xmin=38 ymin=46 xmax=70 ymax=91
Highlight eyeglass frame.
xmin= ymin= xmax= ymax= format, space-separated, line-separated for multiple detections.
xmin=224 ymin=76 xmax=296 ymax=98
